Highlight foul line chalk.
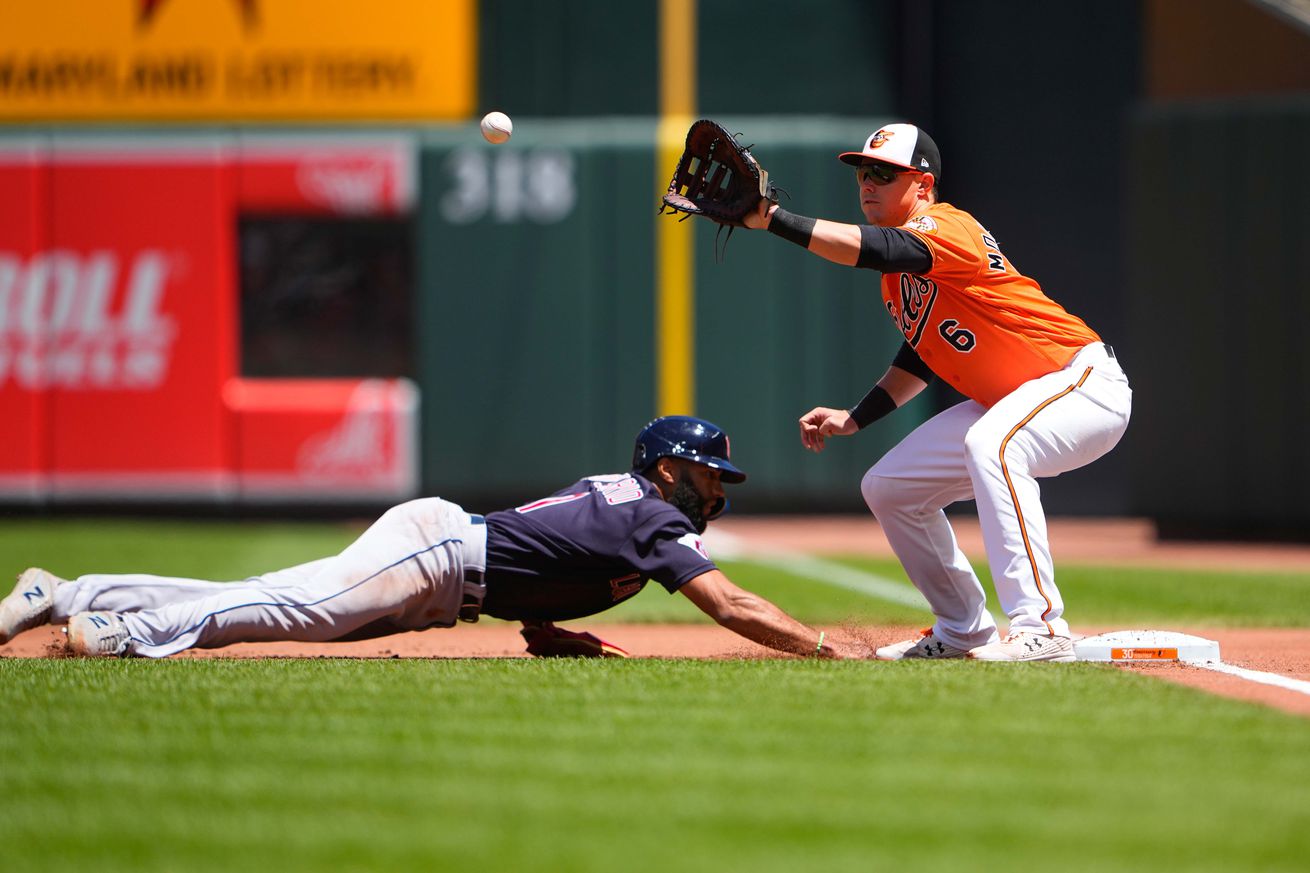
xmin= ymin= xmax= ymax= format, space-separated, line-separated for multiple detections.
xmin=703 ymin=529 xmax=929 ymax=609
xmin=1190 ymin=660 xmax=1310 ymax=697
xmin=705 ymin=533 xmax=1310 ymax=698
xmin=752 ymin=552 xmax=930 ymax=609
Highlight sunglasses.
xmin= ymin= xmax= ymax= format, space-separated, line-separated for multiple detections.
xmin=857 ymin=163 xmax=919 ymax=186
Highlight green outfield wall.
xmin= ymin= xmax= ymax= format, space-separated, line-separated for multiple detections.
xmin=477 ymin=0 xmax=898 ymax=119
xmin=417 ymin=118 xmax=935 ymax=510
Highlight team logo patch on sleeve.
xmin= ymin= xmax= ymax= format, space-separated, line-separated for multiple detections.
xmin=677 ymin=532 xmax=711 ymax=560
xmin=609 ymin=573 xmax=643 ymax=601
xmin=905 ymin=215 xmax=939 ymax=234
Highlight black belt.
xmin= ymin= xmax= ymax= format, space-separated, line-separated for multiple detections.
xmin=459 ymin=568 xmax=485 ymax=623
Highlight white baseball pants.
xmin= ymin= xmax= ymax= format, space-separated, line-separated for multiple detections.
xmin=861 ymin=343 xmax=1131 ymax=648
xmin=50 ymin=498 xmax=487 ymax=657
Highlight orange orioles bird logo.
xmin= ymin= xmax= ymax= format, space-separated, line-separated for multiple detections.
xmin=868 ymin=130 xmax=895 ymax=150
xmin=137 ymin=0 xmax=259 ymax=30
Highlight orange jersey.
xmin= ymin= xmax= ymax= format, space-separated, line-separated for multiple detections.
xmin=882 ymin=202 xmax=1099 ymax=407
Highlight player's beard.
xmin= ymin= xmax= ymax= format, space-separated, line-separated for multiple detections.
xmin=669 ymin=476 xmax=709 ymax=534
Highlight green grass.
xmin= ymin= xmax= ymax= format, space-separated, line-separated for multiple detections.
xmin=3 ymin=518 xmax=1306 ymax=627
xmin=2 ymin=658 xmax=1308 ymax=873
xmin=2 ymin=518 xmax=1309 ymax=871
xmin=0 ymin=518 xmax=360 ymax=581
xmin=614 ymin=555 xmax=1310 ymax=628
xmin=1053 ymin=561 xmax=1310 ymax=627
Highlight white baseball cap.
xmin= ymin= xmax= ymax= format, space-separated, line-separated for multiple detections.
xmin=838 ymin=123 xmax=942 ymax=179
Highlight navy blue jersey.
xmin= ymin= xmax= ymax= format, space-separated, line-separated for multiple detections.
xmin=480 ymin=473 xmax=717 ymax=622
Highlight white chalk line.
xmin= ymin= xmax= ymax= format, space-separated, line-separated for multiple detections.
xmin=702 ymin=529 xmax=929 ymax=610
xmin=705 ymin=528 xmax=1310 ymax=699
xmin=1188 ymin=660 xmax=1310 ymax=697
xmin=752 ymin=552 xmax=930 ymax=609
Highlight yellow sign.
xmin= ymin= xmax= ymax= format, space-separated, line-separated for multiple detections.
xmin=0 ymin=0 xmax=476 ymax=121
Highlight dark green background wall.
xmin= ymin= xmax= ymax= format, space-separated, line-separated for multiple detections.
xmin=928 ymin=0 xmax=1142 ymax=515
xmin=467 ymin=0 xmax=1149 ymax=514
xmin=417 ymin=118 xmax=935 ymax=510
xmin=417 ymin=121 xmax=659 ymax=507
xmin=478 ymin=0 xmax=899 ymax=118
xmin=441 ymin=0 xmax=1308 ymax=533
xmin=1127 ymin=96 xmax=1310 ymax=536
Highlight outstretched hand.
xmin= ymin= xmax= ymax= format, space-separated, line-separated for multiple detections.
xmin=520 ymin=621 xmax=630 ymax=658
xmin=798 ymin=407 xmax=857 ymax=452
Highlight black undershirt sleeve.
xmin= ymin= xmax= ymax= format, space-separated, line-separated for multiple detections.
xmin=892 ymin=341 xmax=935 ymax=384
xmin=855 ymin=225 xmax=933 ymax=273
xmin=766 ymin=209 xmax=932 ymax=274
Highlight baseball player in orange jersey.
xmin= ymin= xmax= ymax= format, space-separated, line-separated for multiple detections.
xmin=740 ymin=123 xmax=1132 ymax=661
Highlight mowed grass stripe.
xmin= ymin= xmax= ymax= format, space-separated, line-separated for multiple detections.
xmin=0 ymin=518 xmax=360 ymax=582
xmin=614 ymin=555 xmax=1310 ymax=628
xmin=813 ymin=556 xmax=1310 ymax=628
xmin=2 ymin=658 xmax=1309 ymax=873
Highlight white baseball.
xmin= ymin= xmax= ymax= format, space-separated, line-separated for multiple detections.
xmin=480 ymin=111 xmax=513 ymax=144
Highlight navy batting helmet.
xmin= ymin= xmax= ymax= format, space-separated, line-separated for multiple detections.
xmin=631 ymin=416 xmax=746 ymax=483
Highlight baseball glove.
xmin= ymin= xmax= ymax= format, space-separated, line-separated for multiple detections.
xmin=660 ymin=119 xmax=778 ymax=228
xmin=520 ymin=621 xmax=630 ymax=659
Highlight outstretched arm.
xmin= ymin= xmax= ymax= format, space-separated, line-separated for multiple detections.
xmin=743 ymin=202 xmax=932 ymax=272
xmin=678 ymin=570 xmax=870 ymax=659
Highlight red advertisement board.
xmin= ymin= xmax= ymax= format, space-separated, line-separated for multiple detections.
xmin=0 ymin=144 xmax=49 ymax=500
xmin=225 ymin=378 xmax=417 ymax=501
xmin=238 ymin=138 xmax=414 ymax=216
xmin=0 ymin=135 xmax=418 ymax=504
xmin=44 ymin=144 xmax=237 ymax=497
